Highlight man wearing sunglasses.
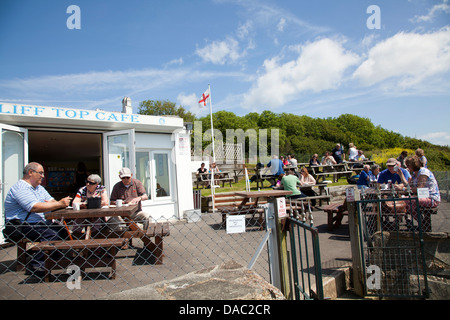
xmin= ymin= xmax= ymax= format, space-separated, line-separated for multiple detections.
xmin=110 ymin=167 xmax=149 ymax=224
xmin=4 ymin=162 xmax=72 ymax=275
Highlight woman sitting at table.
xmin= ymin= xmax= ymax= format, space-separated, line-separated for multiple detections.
xmin=299 ymin=167 xmax=317 ymax=206
xmin=398 ymin=155 xmax=440 ymax=229
xmin=72 ymin=174 xmax=109 ymax=238
xmin=196 ymin=162 xmax=209 ymax=188
xmin=309 ymin=154 xmax=320 ymax=166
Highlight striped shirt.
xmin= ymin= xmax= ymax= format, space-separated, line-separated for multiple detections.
xmin=4 ymin=180 xmax=54 ymax=223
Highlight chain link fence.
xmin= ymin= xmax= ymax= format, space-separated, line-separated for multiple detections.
xmin=0 ymin=209 xmax=271 ymax=300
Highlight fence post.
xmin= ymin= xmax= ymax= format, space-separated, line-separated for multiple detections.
xmin=266 ymin=198 xmax=292 ymax=299
xmin=346 ymin=186 xmax=365 ymax=297
xmin=276 ymin=217 xmax=292 ymax=300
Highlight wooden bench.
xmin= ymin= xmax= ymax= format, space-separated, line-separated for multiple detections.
xmin=322 ymin=202 xmax=348 ymax=231
xmin=31 ymin=238 xmax=128 ymax=282
xmin=121 ymin=221 xmax=170 ymax=265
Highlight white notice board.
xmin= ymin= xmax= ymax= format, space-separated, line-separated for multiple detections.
xmin=226 ymin=215 xmax=246 ymax=234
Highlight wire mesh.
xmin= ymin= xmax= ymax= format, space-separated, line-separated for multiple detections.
xmin=358 ymin=187 xmax=431 ymax=298
xmin=0 ymin=208 xmax=271 ymax=300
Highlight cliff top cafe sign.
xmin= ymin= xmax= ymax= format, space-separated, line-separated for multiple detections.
xmin=0 ymin=103 xmax=140 ymax=124
xmin=0 ymin=102 xmax=183 ymax=132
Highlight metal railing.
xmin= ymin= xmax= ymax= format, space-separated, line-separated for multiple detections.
xmin=286 ymin=198 xmax=324 ymax=300
xmin=357 ymin=191 xmax=430 ymax=299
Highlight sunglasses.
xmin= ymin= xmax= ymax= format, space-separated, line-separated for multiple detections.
xmin=86 ymin=180 xmax=98 ymax=185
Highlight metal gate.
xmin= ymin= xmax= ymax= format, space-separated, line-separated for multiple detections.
xmin=286 ymin=200 xmax=324 ymax=300
xmin=357 ymin=190 xmax=429 ymax=299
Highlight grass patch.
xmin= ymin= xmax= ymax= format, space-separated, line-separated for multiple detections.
xmin=197 ymin=175 xmax=351 ymax=197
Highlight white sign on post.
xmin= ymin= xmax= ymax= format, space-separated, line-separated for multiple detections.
xmin=226 ymin=215 xmax=246 ymax=234
xmin=346 ymin=187 xmax=355 ymax=202
xmin=417 ymin=188 xmax=430 ymax=199
xmin=276 ymin=197 xmax=287 ymax=218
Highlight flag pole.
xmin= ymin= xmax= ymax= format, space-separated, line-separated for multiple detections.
xmin=208 ymin=84 xmax=216 ymax=213
xmin=208 ymin=84 xmax=216 ymax=163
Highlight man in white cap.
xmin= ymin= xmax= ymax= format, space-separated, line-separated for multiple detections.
xmin=110 ymin=167 xmax=149 ymax=223
xmin=377 ymin=158 xmax=411 ymax=189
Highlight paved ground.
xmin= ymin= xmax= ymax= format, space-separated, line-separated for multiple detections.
xmin=0 ymin=197 xmax=448 ymax=300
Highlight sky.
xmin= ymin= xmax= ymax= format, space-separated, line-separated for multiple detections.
xmin=0 ymin=0 xmax=449 ymax=146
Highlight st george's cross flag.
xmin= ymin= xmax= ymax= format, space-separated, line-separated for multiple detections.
xmin=198 ymin=88 xmax=210 ymax=107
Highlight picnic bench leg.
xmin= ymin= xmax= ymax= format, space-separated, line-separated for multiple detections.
xmin=16 ymin=239 xmax=28 ymax=271
xmin=327 ymin=212 xmax=334 ymax=231
xmin=109 ymin=247 xmax=118 ymax=279
xmin=154 ymin=235 xmax=164 ymax=265
xmin=141 ymin=236 xmax=163 ymax=265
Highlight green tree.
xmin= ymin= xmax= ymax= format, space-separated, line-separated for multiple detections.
xmin=138 ymin=100 xmax=196 ymax=123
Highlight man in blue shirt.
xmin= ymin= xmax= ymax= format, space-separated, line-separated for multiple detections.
xmin=378 ymin=158 xmax=411 ymax=188
xmin=4 ymin=162 xmax=72 ymax=274
xmin=267 ymin=155 xmax=285 ymax=176
xmin=357 ymin=165 xmax=371 ymax=189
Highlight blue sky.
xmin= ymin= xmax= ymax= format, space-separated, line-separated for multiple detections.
xmin=0 ymin=0 xmax=449 ymax=146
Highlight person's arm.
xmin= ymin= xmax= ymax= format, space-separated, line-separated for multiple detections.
xmin=31 ymin=197 xmax=71 ymax=213
xmin=101 ymin=189 xmax=109 ymax=207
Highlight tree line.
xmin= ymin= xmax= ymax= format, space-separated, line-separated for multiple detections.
xmin=138 ymin=100 xmax=450 ymax=170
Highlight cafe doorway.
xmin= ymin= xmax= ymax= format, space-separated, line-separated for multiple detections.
xmin=27 ymin=130 xmax=103 ymax=200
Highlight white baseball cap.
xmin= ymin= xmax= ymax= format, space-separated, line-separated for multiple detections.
xmin=119 ymin=167 xmax=132 ymax=178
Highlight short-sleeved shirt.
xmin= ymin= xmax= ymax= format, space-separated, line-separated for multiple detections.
xmin=357 ymin=170 xmax=370 ymax=186
xmin=377 ymin=168 xmax=411 ymax=184
xmin=410 ymin=168 xmax=440 ymax=202
xmin=75 ymin=185 xmax=106 ymax=202
xmin=281 ymin=175 xmax=301 ymax=197
xmin=4 ymin=180 xmax=54 ymax=223
xmin=110 ymin=178 xmax=147 ymax=210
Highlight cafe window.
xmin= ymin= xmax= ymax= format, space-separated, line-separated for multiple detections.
xmin=135 ymin=150 xmax=172 ymax=200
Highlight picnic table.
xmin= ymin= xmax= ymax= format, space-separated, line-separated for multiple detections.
xmin=195 ymin=171 xmax=234 ymax=188
xmin=248 ymin=168 xmax=278 ymax=189
xmin=34 ymin=205 xmax=169 ymax=281
xmin=308 ymin=163 xmax=352 ymax=183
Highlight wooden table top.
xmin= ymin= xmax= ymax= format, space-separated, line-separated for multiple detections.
xmin=45 ymin=204 xmax=139 ymax=220
xmin=234 ymin=190 xmax=292 ymax=198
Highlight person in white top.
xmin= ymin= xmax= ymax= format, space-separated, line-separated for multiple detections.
xmin=298 ymin=167 xmax=317 ymax=207
xmin=348 ymin=143 xmax=358 ymax=161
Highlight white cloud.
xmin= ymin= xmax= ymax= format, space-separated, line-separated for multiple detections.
xmin=353 ymin=28 xmax=450 ymax=89
xmin=242 ymin=38 xmax=360 ymax=109
xmin=411 ymin=0 xmax=450 ymax=23
xmin=177 ymin=92 xmax=206 ymax=116
xmin=195 ymin=37 xmax=243 ymax=65
xmin=420 ymin=131 xmax=450 ymax=146
xmin=277 ymin=18 xmax=286 ymax=32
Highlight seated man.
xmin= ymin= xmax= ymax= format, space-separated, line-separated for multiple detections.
xmin=280 ymin=170 xmax=307 ymax=200
xmin=4 ymin=162 xmax=72 ymax=275
xmin=267 ymin=155 xmax=285 ymax=187
xmin=357 ymin=165 xmax=371 ymax=189
xmin=109 ymin=168 xmax=149 ymax=229
xmin=377 ymin=158 xmax=411 ymax=189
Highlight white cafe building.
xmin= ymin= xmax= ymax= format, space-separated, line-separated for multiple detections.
xmin=0 ymin=98 xmax=194 ymax=242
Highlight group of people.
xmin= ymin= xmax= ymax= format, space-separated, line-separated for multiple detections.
xmin=3 ymin=162 xmax=149 ymax=275
xmin=195 ymin=162 xmax=222 ymax=188
xmin=309 ymin=143 xmax=366 ymax=167
xmin=356 ymin=149 xmax=440 ymax=225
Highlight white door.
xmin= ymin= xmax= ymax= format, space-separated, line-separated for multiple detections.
xmin=103 ymin=129 xmax=135 ymax=196
xmin=0 ymin=124 xmax=28 ymax=243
